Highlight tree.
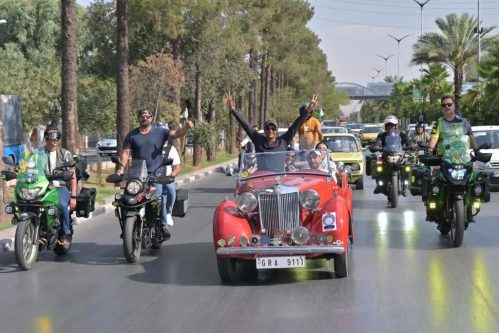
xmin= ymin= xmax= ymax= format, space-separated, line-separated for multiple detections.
xmin=116 ymin=0 xmax=129 ymax=156
xmin=61 ymin=0 xmax=79 ymax=152
xmin=412 ymin=13 xmax=495 ymax=111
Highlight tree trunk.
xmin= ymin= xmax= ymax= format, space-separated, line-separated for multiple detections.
xmin=259 ymin=52 xmax=266 ymax=126
xmin=0 ymin=115 xmax=6 ymax=223
xmin=206 ymin=101 xmax=216 ymax=162
xmin=248 ymin=49 xmax=257 ymax=125
xmin=229 ymin=97 xmax=238 ymax=154
xmin=263 ymin=64 xmax=270 ymax=122
xmin=116 ymin=0 xmax=130 ymax=159
xmin=61 ymin=0 xmax=79 ymax=153
xmin=270 ymin=69 xmax=275 ymax=96
xmin=454 ymin=66 xmax=463 ymax=114
xmin=193 ymin=61 xmax=202 ymax=166
xmin=237 ymin=95 xmax=244 ymax=147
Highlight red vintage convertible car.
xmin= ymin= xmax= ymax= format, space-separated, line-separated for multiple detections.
xmin=213 ymin=149 xmax=354 ymax=282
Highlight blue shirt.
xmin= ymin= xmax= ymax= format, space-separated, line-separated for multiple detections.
xmin=123 ymin=127 xmax=170 ymax=173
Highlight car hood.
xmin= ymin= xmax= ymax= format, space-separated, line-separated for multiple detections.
xmin=361 ymin=133 xmax=379 ymax=139
xmin=330 ymin=151 xmax=363 ymax=162
xmin=98 ymin=139 xmax=117 ymax=145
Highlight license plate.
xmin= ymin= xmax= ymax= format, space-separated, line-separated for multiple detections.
xmin=256 ymin=256 xmax=306 ymax=269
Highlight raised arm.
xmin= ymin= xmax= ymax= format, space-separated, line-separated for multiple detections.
xmin=225 ymin=92 xmax=257 ymax=137
xmin=283 ymin=94 xmax=318 ymax=142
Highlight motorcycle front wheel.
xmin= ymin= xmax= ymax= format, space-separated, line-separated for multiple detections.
xmin=390 ymin=173 xmax=399 ymax=208
xmin=451 ymin=199 xmax=465 ymax=247
xmin=15 ymin=220 xmax=39 ymax=270
xmin=123 ymin=216 xmax=142 ymax=263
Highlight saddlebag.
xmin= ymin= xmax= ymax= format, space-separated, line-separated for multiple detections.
xmin=75 ymin=187 xmax=96 ymax=218
xmin=172 ymin=188 xmax=189 ymax=218
xmin=410 ymin=165 xmax=429 ymax=196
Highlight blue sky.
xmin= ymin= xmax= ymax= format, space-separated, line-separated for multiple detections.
xmin=77 ymin=0 xmax=498 ymax=87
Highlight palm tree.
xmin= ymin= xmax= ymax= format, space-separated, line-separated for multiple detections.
xmin=421 ymin=64 xmax=452 ymax=104
xmin=412 ymin=13 xmax=495 ymax=111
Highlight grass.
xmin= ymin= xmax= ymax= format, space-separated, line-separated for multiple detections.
xmin=0 ymin=150 xmax=237 ymax=229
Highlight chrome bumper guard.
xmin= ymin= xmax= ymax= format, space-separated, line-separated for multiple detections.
xmin=217 ymin=245 xmax=344 ymax=256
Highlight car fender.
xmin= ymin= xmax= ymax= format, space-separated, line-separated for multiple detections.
xmin=213 ymin=200 xmax=252 ymax=250
xmin=318 ymin=195 xmax=350 ymax=246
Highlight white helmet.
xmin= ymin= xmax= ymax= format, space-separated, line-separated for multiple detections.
xmin=383 ymin=115 xmax=398 ymax=125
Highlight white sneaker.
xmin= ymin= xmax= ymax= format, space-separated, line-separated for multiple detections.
xmin=166 ymin=214 xmax=174 ymax=226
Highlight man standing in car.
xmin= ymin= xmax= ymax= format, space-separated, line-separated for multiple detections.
xmin=117 ymin=109 xmax=193 ymax=239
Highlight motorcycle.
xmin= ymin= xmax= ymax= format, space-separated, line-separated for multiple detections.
xmin=1 ymin=151 xmax=95 ymax=270
xmin=369 ymin=131 xmax=414 ymax=208
xmin=106 ymin=156 xmax=174 ymax=263
xmin=419 ymin=140 xmax=491 ymax=247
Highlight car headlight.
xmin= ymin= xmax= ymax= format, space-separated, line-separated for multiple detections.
xmin=449 ymin=168 xmax=466 ymax=180
xmin=300 ymin=190 xmax=320 ymax=210
xmin=126 ymin=180 xmax=143 ymax=195
xmin=236 ymin=192 xmax=257 ymax=213
xmin=350 ymin=163 xmax=360 ymax=171
xmin=21 ymin=188 xmax=41 ymax=200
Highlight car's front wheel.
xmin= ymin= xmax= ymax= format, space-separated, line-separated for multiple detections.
xmin=217 ymin=257 xmax=236 ymax=283
xmin=334 ymin=243 xmax=350 ymax=278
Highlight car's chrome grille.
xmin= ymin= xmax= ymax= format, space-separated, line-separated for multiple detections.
xmin=257 ymin=187 xmax=300 ymax=237
xmin=489 ymin=162 xmax=499 ymax=168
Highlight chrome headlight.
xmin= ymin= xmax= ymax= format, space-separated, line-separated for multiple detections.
xmin=126 ymin=180 xmax=143 ymax=195
xmin=21 ymin=188 xmax=41 ymax=200
xmin=300 ymin=190 xmax=320 ymax=210
xmin=236 ymin=192 xmax=257 ymax=213
xmin=449 ymin=168 xmax=466 ymax=180
xmin=350 ymin=163 xmax=360 ymax=171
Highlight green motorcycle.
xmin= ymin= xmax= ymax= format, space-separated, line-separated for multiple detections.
xmin=420 ymin=140 xmax=491 ymax=247
xmin=1 ymin=151 xmax=95 ymax=270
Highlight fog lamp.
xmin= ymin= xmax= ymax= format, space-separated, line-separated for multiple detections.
xmin=429 ymin=202 xmax=436 ymax=209
xmin=377 ymin=180 xmax=384 ymax=186
xmin=376 ymin=166 xmax=383 ymax=172
xmin=473 ymin=201 xmax=481 ymax=209
xmin=405 ymin=166 xmax=411 ymax=172
xmin=291 ymin=226 xmax=309 ymax=245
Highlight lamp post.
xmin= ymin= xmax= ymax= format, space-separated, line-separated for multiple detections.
xmin=372 ymin=68 xmax=383 ymax=81
xmin=378 ymin=54 xmax=394 ymax=78
xmin=388 ymin=34 xmax=410 ymax=78
xmin=368 ymin=74 xmax=376 ymax=82
xmin=412 ymin=0 xmax=431 ymax=83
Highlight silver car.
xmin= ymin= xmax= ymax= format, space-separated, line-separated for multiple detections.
xmin=472 ymin=125 xmax=499 ymax=189
xmin=96 ymin=134 xmax=117 ymax=156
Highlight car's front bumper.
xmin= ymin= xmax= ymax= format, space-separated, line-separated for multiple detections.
xmin=484 ymin=169 xmax=499 ymax=188
xmin=217 ymin=245 xmax=344 ymax=256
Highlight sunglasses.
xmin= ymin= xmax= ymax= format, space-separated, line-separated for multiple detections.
xmin=441 ymin=103 xmax=453 ymax=108
xmin=45 ymin=132 xmax=61 ymax=141
xmin=265 ymin=127 xmax=277 ymax=132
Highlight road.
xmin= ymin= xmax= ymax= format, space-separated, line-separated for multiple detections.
xmin=1 ymin=173 xmax=499 ymax=333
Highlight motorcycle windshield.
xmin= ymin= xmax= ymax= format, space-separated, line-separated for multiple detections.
xmin=17 ymin=151 xmax=48 ymax=182
xmin=124 ymin=159 xmax=148 ymax=181
xmin=384 ymin=131 xmax=403 ymax=153
xmin=442 ymin=136 xmax=471 ymax=165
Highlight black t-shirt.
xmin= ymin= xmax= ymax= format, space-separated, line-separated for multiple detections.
xmin=123 ymin=127 xmax=170 ymax=173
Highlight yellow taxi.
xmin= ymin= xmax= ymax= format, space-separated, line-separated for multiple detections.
xmin=359 ymin=125 xmax=384 ymax=147
xmin=323 ymin=133 xmax=364 ymax=189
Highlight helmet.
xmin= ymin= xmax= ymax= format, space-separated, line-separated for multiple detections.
xmin=415 ymin=121 xmax=424 ymax=129
xmin=383 ymin=115 xmax=398 ymax=126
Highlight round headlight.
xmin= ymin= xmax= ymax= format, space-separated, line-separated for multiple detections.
xmin=291 ymin=226 xmax=310 ymax=245
xmin=126 ymin=180 xmax=143 ymax=195
xmin=350 ymin=163 xmax=360 ymax=171
xmin=474 ymin=185 xmax=482 ymax=195
xmin=236 ymin=192 xmax=257 ymax=213
xmin=431 ymin=186 xmax=439 ymax=194
xmin=300 ymin=190 xmax=320 ymax=210
xmin=5 ymin=205 xmax=14 ymax=214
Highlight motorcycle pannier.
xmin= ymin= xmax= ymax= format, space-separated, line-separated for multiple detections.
xmin=172 ymin=189 xmax=189 ymax=218
xmin=75 ymin=187 xmax=96 ymax=218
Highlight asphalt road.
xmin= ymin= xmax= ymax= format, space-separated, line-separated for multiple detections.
xmin=1 ymin=173 xmax=499 ymax=333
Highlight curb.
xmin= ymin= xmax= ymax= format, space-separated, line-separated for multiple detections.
xmin=0 ymin=158 xmax=238 ymax=252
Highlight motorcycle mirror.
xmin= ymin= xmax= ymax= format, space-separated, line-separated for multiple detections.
xmin=106 ymin=174 xmax=123 ymax=183
xmin=1 ymin=170 xmax=17 ymax=181
xmin=478 ymin=143 xmax=492 ymax=150
xmin=2 ymin=156 xmax=15 ymax=165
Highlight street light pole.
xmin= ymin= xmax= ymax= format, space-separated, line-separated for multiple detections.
xmin=388 ymin=34 xmax=410 ymax=78
xmin=372 ymin=68 xmax=383 ymax=81
xmin=378 ymin=54 xmax=394 ymax=78
xmin=412 ymin=0 xmax=431 ymax=82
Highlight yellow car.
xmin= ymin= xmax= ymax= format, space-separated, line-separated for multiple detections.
xmin=323 ymin=133 xmax=364 ymax=189
xmin=359 ymin=126 xmax=384 ymax=147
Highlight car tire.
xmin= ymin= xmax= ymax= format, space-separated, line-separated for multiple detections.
xmin=355 ymin=177 xmax=363 ymax=190
xmin=217 ymin=257 xmax=236 ymax=283
xmin=334 ymin=243 xmax=350 ymax=278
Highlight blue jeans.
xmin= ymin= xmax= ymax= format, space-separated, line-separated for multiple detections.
xmin=161 ymin=183 xmax=176 ymax=227
xmin=57 ymin=187 xmax=71 ymax=236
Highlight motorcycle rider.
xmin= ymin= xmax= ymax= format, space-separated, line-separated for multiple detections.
xmin=43 ymin=125 xmax=77 ymax=247
xmin=411 ymin=121 xmax=429 ymax=144
xmin=372 ymin=115 xmax=409 ymax=194
xmin=117 ymin=109 xmax=194 ymax=239
xmin=427 ymin=95 xmax=477 ymax=223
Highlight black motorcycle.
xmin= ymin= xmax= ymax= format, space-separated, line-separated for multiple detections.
xmin=369 ymin=132 xmax=414 ymax=208
xmin=106 ymin=156 xmax=173 ymax=263
xmin=419 ymin=141 xmax=491 ymax=247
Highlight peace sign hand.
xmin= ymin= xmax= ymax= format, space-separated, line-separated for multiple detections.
xmin=224 ymin=92 xmax=236 ymax=111
xmin=306 ymin=94 xmax=318 ymax=113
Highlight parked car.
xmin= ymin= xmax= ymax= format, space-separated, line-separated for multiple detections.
xmin=359 ymin=125 xmax=384 ymax=147
xmin=213 ymin=149 xmax=354 ymax=282
xmin=323 ymin=133 xmax=364 ymax=189
xmin=472 ymin=125 xmax=499 ymax=190
xmin=346 ymin=123 xmax=364 ymax=137
xmin=322 ymin=126 xmax=348 ymax=135
xmin=96 ymin=134 xmax=117 ymax=156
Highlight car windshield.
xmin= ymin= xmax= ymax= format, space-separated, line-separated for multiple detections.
xmin=324 ymin=136 xmax=360 ymax=152
xmin=124 ymin=159 xmax=148 ymax=181
xmin=474 ymin=130 xmax=499 ymax=149
xmin=239 ymin=149 xmax=332 ymax=179
xmin=363 ymin=126 xmax=383 ymax=134
xmin=322 ymin=127 xmax=347 ymax=134
xmin=104 ymin=134 xmax=116 ymax=140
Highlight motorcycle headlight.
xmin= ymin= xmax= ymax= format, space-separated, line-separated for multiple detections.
xmin=126 ymin=180 xmax=143 ymax=196
xmin=236 ymin=192 xmax=257 ymax=213
xmin=449 ymin=168 xmax=466 ymax=180
xmin=300 ymin=190 xmax=320 ymax=210
xmin=21 ymin=188 xmax=41 ymax=200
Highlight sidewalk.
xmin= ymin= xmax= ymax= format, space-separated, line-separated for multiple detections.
xmin=0 ymin=158 xmax=238 ymax=251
